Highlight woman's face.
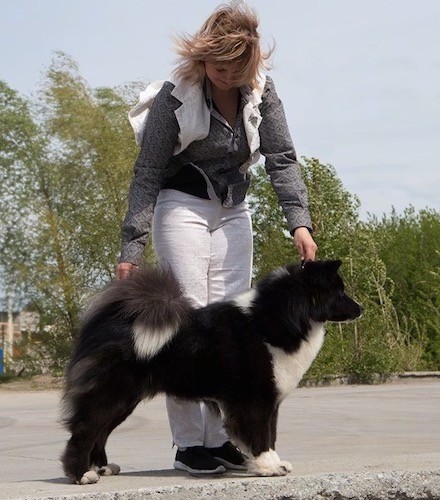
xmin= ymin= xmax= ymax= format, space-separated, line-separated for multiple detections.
xmin=204 ymin=61 xmax=240 ymax=91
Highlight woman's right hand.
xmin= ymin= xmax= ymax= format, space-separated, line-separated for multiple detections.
xmin=116 ymin=262 xmax=139 ymax=280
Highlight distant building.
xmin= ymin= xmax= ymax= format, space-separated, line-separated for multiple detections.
xmin=0 ymin=306 xmax=40 ymax=357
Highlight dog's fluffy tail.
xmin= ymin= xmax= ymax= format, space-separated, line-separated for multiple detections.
xmin=82 ymin=266 xmax=192 ymax=359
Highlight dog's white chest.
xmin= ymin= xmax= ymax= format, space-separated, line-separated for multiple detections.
xmin=266 ymin=323 xmax=325 ymax=399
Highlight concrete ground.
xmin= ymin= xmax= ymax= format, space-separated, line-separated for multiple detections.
xmin=0 ymin=379 xmax=439 ymax=499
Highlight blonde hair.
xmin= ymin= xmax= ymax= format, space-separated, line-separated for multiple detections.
xmin=172 ymin=1 xmax=273 ymax=88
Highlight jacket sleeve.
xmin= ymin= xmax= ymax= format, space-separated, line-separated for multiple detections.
xmin=119 ymin=82 xmax=180 ymax=265
xmin=258 ymin=76 xmax=312 ymax=233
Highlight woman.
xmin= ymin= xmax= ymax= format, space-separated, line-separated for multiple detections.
xmin=116 ymin=1 xmax=317 ymax=475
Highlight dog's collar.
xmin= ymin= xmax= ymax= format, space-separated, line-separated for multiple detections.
xmin=301 ymin=259 xmax=309 ymax=269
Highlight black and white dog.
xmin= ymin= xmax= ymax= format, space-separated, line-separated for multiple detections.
xmin=61 ymin=260 xmax=362 ymax=484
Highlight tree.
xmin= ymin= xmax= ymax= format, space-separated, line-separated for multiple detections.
xmin=371 ymin=207 xmax=440 ymax=368
xmin=0 ymin=53 xmax=152 ymax=371
xmin=0 ymin=80 xmax=45 ymax=313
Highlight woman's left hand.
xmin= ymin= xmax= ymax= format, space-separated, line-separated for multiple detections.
xmin=293 ymin=227 xmax=318 ymax=261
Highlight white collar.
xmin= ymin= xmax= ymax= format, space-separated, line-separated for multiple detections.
xmin=128 ymin=74 xmax=266 ymax=163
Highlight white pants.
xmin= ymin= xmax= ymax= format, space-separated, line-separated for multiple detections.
xmin=152 ymin=189 xmax=253 ymax=448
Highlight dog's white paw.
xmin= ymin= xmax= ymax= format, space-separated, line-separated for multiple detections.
xmin=259 ymin=467 xmax=289 ymax=476
xmin=99 ymin=463 xmax=121 ymax=476
xmin=247 ymin=451 xmax=291 ymax=477
xmin=248 ymin=463 xmax=290 ymax=476
xmin=279 ymin=460 xmax=293 ymax=473
xmin=77 ymin=470 xmax=100 ymax=485
xmin=269 ymin=450 xmax=292 ymax=474
xmin=268 ymin=450 xmax=292 ymax=474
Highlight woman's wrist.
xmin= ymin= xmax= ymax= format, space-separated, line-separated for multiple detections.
xmin=290 ymin=226 xmax=312 ymax=236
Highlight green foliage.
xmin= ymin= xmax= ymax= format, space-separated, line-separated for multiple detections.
xmin=249 ymin=164 xmax=293 ymax=276
xmin=301 ymin=157 xmax=360 ymax=259
xmin=370 ymin=208 xmax=440 ymax=368
xmin=0 ymin=53 xmax=153 ymax=369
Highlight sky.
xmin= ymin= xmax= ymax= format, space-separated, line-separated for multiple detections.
xmin=1 ymin=0 xmax=439 ymax=219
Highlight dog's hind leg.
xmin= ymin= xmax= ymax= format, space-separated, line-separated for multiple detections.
xmin=224 ymin=402 xmax=290 ymax=477
xmin=90 ymin=403 xmax=138 ymax=477
xmin=62 ymin=396 xmax=134 ymax=484
xmin=62 ymin=360 xmax=145 ymax=484
xmin=63 ymin=404 xmax=134 ymax=484
xmin=90 ymin=431 xmax=121 ymax=477
xmin=89 ymin=431 xmax=107 ymax=472
xmin=62 ymin=426 xmax=102 ymax=485
xmin=89 ymin=430 xmax=121 ymax=477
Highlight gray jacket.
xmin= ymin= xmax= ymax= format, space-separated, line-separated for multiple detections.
xmin=119 ymin=75 xmax=312 ymax=265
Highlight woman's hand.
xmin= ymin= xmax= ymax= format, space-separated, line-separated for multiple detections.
xmin=293 ymin=227 xmax=318 ymax=261
xmin=116 ymin=262 xmax=139 ymax=280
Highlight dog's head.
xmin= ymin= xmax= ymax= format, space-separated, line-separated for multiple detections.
xmin=293 ymin=259 xmax=363 ymax=323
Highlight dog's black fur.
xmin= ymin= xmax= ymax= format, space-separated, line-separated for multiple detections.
xmin=61 ymin=260 xmax=362 ymax=484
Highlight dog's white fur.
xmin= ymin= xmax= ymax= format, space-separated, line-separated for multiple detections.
xmin=266 ymin=322 xmax=325 ymax=401
xmin=233 ymin=288 xmax=257 ymax=313
xmin=133 ymin=322 xmax=177 ymax=359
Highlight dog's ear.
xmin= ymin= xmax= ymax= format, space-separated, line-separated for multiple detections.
xmin=326 ymin=259 xmax=342 ymax=272
xmin=302 ymin=259 xmax=342 ymax=274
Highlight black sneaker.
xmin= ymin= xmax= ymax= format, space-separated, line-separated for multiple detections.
xmin=206 ymin=441 xmax=248 ymax=470
xmin=174 ymin=446 xmax=226 ymax=474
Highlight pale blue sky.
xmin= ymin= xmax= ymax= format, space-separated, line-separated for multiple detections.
xmin=1 ymin=0 xmax=439 ymax=218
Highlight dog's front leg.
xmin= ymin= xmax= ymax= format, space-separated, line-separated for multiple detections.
xmin=269 ymin=404 xmax=292 ymax=474
xmin=224 ymin=403 xmax=291 ymax=477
